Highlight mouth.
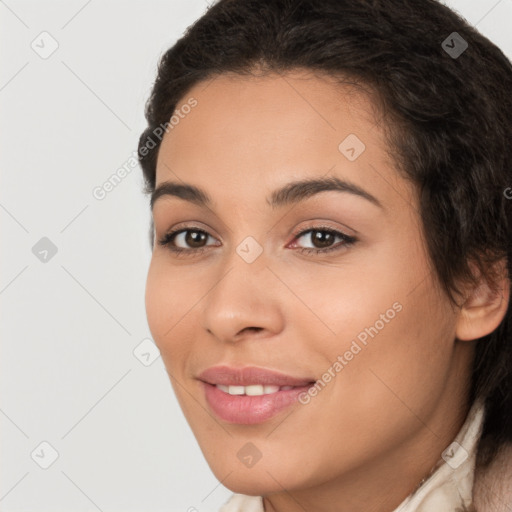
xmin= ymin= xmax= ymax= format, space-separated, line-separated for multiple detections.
xmin=198 ymin=365 xmax=317 ymax=424
xmin=213 ymin=383 xmax=301 ymax=395
xmin=198 ymin=364 xmax=315 ymax=387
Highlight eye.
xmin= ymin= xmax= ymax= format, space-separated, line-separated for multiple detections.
xmin=157 ymin=227 xmax=220 ymax=257
xmin=157 ymin=225 xmax=358 ymax=258
xmin=290 ymin=227 xmax=357 ymax=254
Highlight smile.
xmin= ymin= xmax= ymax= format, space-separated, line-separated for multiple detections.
xmin=198 ymin=365 xmax=316 ymax=424
xmin=215 ymin=384 xmax=295 ymax=395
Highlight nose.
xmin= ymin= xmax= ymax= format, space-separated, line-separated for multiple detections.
xmin=201 ymin=248 xmax=285 ymax=344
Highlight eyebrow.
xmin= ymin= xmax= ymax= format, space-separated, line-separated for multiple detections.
xmin=150 ymin=176 xmax=383 ymax=211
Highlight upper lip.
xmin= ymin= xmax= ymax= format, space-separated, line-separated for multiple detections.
xmin=198 ymin=365 xmax=315 ymax=387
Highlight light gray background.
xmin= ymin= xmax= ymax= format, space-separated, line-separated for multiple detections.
xmin=1 ymin=1 xmax=511 ymax=511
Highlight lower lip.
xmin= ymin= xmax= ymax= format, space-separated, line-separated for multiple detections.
xmin=202 ymin=382 xmax=313 ymax=424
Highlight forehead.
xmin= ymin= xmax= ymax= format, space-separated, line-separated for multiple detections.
xmin=160 ymin=70 xmax=382 ymax=154
xmin=155 ymin=70 xmax=414 ymax=214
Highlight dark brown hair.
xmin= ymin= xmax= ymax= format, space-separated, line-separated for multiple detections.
xmin=138 ymin=0 xmax=512 ymax=467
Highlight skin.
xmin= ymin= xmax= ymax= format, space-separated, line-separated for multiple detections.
xmin=145 ymin=69 xmax=510 ymax=512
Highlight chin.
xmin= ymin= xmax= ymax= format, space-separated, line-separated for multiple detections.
xmin=201 ymin=446 xmax=316 ymax=496
xmin=217 ymin=469 xmax=288 ymax=496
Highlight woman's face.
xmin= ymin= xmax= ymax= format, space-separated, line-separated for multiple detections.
xmin=145 ymin=71 xmax=474 ymax=499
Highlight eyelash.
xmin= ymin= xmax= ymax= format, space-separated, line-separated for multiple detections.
xmin=157 ymin=225 xmax=357 ymax=258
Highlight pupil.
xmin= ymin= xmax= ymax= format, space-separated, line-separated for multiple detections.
xmin=313 ymin=231 xmax=333 ymax=248
xmin=186 ymin=230 xmax=206 ymax=248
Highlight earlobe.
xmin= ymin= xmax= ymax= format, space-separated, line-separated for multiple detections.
xmin=455 ymin=260 xmax=510 ymax=341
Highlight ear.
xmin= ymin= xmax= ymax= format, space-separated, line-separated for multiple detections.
xmin=455 ymin=258 xmax=510 ymax=341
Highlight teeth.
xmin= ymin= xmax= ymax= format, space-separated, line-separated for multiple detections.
xmin=245 ymin=384 xmax=264 ymax=396
xmin=228 ymin=385 xmax=245 ymax=395
xmin=216 ymin=384 xmax=284 ymax=396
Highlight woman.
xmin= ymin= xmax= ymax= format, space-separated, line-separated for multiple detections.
xmin=138 ymin=0 xmax=512 ymax=510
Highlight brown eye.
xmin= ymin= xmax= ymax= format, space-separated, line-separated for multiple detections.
xmin=292 ymin=227 xmax=357 ymax=255
xmin=183 ymin=230 xmax=208 ymax=248
xmin=310 ymin=230 xmax=336 ymax=249
xmin=158 ymin=228 xmax=218 ymax=253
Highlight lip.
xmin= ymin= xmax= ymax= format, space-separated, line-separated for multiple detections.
xmin=198 ymin=365 xmax=315 ymax=387
xmin=198 ymin=365 xmax=316 ymax=424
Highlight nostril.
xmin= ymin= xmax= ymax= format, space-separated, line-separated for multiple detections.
xmin=240 ymin=327 xmax=263 ymax=335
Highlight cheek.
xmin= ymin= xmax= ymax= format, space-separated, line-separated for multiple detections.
xmin=322 ymin=277 xmax=457 ymax=430
xmin=144 ymin=259 xmax=195 ymax=356
xmin=144 ymin=261 xmax=204 ymax=408
xmin=145 ymin=262 xmax=171 ymax=342
xmin=309 ymin=235 xmax=457 ymax=431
